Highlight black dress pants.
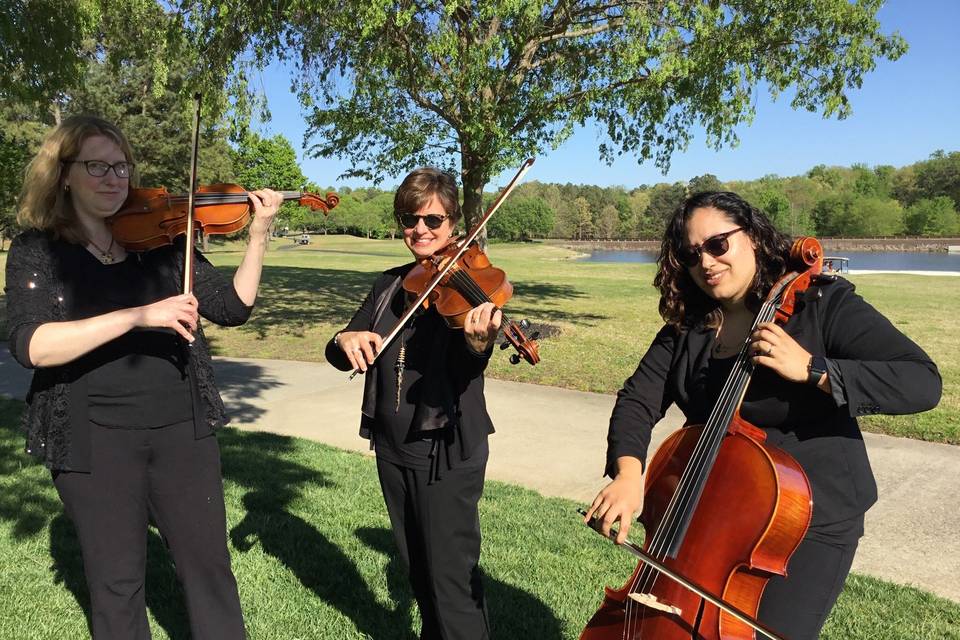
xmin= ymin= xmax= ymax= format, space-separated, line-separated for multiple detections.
xmin=53 ymin=420 xmax=245 ymax=640
xmin=376 ymin=445 xmax=490 ymax=640
xmin=757 ymin=528 xmax=860 ymax=640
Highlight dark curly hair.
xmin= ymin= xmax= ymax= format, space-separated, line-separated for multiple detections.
xmin=654 ymin=191 xmax=792 ymax=329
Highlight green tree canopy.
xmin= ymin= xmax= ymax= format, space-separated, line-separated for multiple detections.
xmin=176 ymin=0 xmax=905 ymax=229
xmin=904 ymin=197 xmax=960 ymax=237
xmin=487 ymin=196 xmax=555 ymax=241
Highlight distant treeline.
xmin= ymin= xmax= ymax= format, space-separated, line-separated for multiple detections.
xmin=304 ymin=151 xmax=960 ymax=241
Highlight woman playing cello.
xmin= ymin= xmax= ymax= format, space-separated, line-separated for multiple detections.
xmin=326 ymin=168 xmax=500 ymax=639
xmin=5 ymin=115 xmax=281 ymax=638
xmin=585 ymin=191 xmax=941 ymax=639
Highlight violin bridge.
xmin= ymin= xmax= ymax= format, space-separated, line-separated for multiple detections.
xmin=628 ymin=592 xmax=682 ymax=616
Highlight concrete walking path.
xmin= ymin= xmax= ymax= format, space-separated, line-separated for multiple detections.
xmin=2 ymin=349 xmax=958 ymax=603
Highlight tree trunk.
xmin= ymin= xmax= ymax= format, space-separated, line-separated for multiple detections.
xmin=460 ymin=153 xmax=487 ymax=248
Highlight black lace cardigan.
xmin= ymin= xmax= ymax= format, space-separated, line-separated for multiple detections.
xmin=4 ymin=229 xmax=252 ymax=472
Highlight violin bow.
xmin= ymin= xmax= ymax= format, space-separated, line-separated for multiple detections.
xmin=348 ymin=158 xmax=535 ymax=379
xmin=578 ymin=509 xmax=788 ymax=640
xmin=182 ymin=92 xmax=202 ymax=295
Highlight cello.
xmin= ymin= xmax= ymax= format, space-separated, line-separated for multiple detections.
xmin=580 ymin=237 xmax=825 ymax=640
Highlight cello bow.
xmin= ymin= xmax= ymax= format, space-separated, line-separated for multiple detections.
xmin=578 ymin=509 xmax=789 ymax=640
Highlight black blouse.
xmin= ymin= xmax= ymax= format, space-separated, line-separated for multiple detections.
xmin=606 ymin=276 xmax=941 ymax=527
xmin=5 ymin=230 xmax=254 ymax=471
xmin=326 ymin=264 xmax=495 ymax=473
xmin=66 ymin=248 xmax=193 ymax=428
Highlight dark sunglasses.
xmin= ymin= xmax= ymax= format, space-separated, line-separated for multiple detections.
xmin=396 ymin=213 xmax=449 ymax=230
xmin=678 ymin=227 xmax=744 ymax=267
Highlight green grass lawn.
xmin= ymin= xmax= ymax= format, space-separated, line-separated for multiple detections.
xmin=1 ymin=236 xmax=957 ymax=442
xmin=1 ymin=399 xmax=958 ymax=639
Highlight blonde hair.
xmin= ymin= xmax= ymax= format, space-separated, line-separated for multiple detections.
xmin=17 ymin=115 xmax=136 ymax=244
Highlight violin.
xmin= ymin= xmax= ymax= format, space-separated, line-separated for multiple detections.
xmin=348 ymin=158 xmax=539 ymax=379
xmin=107 ymin=183 xmax=339 ymax=251
xmin=580 ymin=237 xmax=825 ymax=640
xmin=403 ymin=240 xmax=540 ymax=366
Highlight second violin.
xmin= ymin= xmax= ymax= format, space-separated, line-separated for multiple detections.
xmin=107 ymin=183 xmax=339 ymax=251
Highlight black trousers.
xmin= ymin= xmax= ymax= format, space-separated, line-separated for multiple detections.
xmin=53 ymin=420 xmax=245 ymax=640
xmin=757 ymin=530 xmax=860 ymax=640
xmin=376 ymin=446 xmax=491 ymax=640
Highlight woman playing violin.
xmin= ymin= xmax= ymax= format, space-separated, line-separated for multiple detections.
xmin=585 ymin=191 xmax=941 ymax=639
xmin=5 ymin=115 xmax=281 ymax=639
xmin=326 ymin=168 xmax=500 ymax=639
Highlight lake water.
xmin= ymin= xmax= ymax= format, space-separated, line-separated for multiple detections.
xmin=579 ymin=249 xmax=960 ymax=272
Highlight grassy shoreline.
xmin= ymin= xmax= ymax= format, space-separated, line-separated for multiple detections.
xmin=1 ymin=236 xmax=957 ymax=443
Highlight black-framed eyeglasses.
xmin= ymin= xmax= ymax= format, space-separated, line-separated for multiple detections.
xmin=65 ymin=160 xmax=135 ymax=178
xmin=678 ymin=227 xmax=744 ymax=267
xmin=396 ymin=213 xmax=449 ymax=230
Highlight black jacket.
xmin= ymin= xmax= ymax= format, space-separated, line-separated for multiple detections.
xmin=325 ymin=264 xmax=494 ymax=462
xmin=607 ymin=275 xmax=941 ymax=526
xmin=4 ymin=230 xmax=252 ymax=471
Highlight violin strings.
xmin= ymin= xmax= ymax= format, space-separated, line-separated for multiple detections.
xmin=449 ymin=269 xmax=513 ymax=326
xmin=162 ymin=191 xmax=300 ymax=205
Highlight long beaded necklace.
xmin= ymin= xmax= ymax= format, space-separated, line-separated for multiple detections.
xmin=87 ymin=236 xmax=117 ymax=264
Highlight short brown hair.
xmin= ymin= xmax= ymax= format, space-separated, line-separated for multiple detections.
xmin=17 ymin=115 xmax=136 ymax=244
xmin=394 ymin=167 xmax=462 ymax=225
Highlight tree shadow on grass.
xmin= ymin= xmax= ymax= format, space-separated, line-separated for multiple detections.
xmin=211 ymin=266 xmax=611 ymax=342
xmin=0 ymin=398 xmax=192 ymax=639
xmin=355 ymin=525 xmax=564 ymax=639
xmin=222 ymin=430 xmax=413 ymax=638
xmin=213 ymin=265 xmax=376 ymax=340
xmin=49 ymin=514 xmax=193 ymax=639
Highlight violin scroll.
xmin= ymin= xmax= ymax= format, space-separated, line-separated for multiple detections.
xmin=500 ymin=318 xmax=541 ymax=365
xmin=298 ymin=191 xmax=340 ymax=214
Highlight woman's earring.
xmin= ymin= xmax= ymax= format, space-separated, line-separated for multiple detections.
xmin=64 ymin=184 xmax=71 ymax=192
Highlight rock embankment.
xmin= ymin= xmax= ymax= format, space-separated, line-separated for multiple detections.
xmin=555 ymin=238 xmax=960 ymax=253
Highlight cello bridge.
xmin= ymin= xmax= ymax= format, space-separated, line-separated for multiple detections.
xmin=627 ymin=592 xmax=682 ymax=616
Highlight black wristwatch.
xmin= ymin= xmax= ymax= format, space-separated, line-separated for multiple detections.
xmin=807 ymin=356 xmax=828 ymax=386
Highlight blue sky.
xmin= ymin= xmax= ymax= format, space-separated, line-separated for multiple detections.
xmin=253 ymin=1 xmax=959 ymax=190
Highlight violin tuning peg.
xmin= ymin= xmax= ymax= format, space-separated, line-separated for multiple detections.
xmin=530 ymin=332 xmax=540 ymax=341
xmin=499 ymin=341 xmax=511 ymax=351
xmin=509 ymin=354 xmax=521 ymax=365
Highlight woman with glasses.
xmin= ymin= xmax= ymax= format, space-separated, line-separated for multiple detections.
xmin=584 ymin=191 xmax=940 ymax=639
xmin=5 ymin=115 xmax=282 ymax=639
xmin=326 ymin=167 xmax=499 ymax=639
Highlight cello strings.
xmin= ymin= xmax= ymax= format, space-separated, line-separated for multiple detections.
xmin=628 ymin=299 xmax=779 ymax=611
xmin=623 ymin=332 xmax=759 ymax=631
xmin=639 ymin=303 xmax=770 ymax=575
xmin=654 ymin=292 xmax=786 ymax=560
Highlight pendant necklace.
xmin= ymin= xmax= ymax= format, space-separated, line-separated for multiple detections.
xmin=88 ymin=236 xmax=116 ymax=264
xmin=394 ymin=338 xmax=406 ymax=413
